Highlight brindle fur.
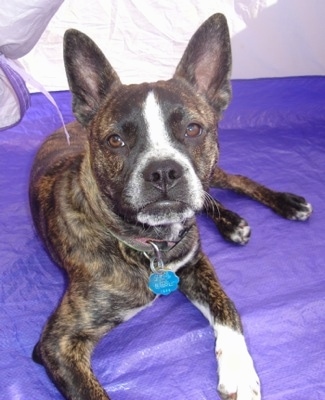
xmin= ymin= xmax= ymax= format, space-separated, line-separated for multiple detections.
xmin=30 ymin=14 xmax=311 ymax=400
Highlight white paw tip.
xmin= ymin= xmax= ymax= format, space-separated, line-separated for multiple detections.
xmin=229 ymin=224 xmax=251 ymax=245
xmin=292 ymin=202 xmax=313 ymax=221
xmin=216 ymin=325 xmax=261 ymax=400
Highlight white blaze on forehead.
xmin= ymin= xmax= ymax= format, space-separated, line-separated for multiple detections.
xmin=142 ymin=90 xmax=196 ymax=167
xmin=143 ymin=91 xmax=168 ymax=149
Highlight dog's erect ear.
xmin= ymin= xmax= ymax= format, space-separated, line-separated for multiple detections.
xmin=64 ymin=29 xmax=121 ymax=125
xmin=174 ymin=14 xmax=232 ymax=113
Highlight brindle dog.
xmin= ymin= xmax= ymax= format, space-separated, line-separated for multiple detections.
xmin=29 ymin=14 xmax=311 ymax=400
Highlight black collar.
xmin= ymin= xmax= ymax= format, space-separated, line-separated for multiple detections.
xmin=107 ymin=224 xmax=194 ymax=255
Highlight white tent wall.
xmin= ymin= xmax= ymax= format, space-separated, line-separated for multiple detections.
xmin=16 ymin=0 xmax=325 ymax=91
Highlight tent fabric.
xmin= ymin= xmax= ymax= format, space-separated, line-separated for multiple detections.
xmin=0 ymin=0 xmax=64 ymax=59
xmin=0 ymin=76 xmax=324 ymax=399
xmin=0 ymin=56 xmax=31 ymax=131
xmin=19 ymin=0 xmax=325 ymax=91
xmin=0 ymin=0 xmax=64 ymax=130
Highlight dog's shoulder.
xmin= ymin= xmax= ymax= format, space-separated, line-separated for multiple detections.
xmin=30 ymin=121 xmax=86 ymax=182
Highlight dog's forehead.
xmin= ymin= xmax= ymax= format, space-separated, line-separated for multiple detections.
xmin=105 ymin=80 xmax=198 ymax=122
xmin=95 ymin=79 xmax=214 ymax=142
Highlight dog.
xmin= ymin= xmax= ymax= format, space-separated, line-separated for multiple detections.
xmin=29 ymin=13 xmax=312 ymax=400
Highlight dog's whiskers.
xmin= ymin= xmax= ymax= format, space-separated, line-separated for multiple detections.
xmin=203 ymin=191 xmax=221 ymax=220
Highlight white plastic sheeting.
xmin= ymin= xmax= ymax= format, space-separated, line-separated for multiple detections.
xmin=17 ymin=0 xmax=325 ymax=92
xmin=0 ymin=0 xmax=63 ymax=128
xmin=0 ymin=0 xmax=64 ymax=59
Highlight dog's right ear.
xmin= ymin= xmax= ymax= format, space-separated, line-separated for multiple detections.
xmin=64 ymin=29 xmax=121 ymax=126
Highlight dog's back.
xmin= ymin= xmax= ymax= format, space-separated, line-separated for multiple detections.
xmin=29 ymin=121 xmax=88 ymax=263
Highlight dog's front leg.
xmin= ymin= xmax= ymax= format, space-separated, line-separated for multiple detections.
xmin=33 ymin=288 xmax=115 ymax=400
xmin=178 ymin=253 xmax=260 ymax=400
xmin=211 ymin=166 xmax=312 ymax=221
xmin=204 ymin=197 xmax=251 ymax=245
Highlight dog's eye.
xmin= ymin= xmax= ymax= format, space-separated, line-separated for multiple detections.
xmin=106 ymin=134 xmax=125 ymax=148
xmin=185 ymin=123 xmax=202 ymax=138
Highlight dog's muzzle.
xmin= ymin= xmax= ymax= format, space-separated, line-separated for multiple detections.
xmin=137 ymin=200 xmax=195 ymax=226
xmin=136 ymin=159 xmax=196 ymax=225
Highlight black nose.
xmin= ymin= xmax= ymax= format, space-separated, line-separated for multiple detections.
xmin=143 ymin=159 xmax=183 ymax=192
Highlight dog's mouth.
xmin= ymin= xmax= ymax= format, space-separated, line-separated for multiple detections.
xmin=131 ymin=237 xmax=177 ymax=252
xmin=137 ymin=200 xmax=195 ymax=226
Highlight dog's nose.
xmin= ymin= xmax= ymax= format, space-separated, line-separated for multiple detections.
xmin=143 ymin=160 xmax=183 ymax=192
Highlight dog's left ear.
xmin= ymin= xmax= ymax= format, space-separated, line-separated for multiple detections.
xmin=174 ymin=14 xmax=232 ymax=113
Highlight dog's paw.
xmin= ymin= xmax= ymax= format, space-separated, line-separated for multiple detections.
xmin=215 ymin=209 xmax=251 ymax=245
xmin=216 ymin=326 xmax=261 ymax=400
xmin=273 ymin=192 xmax=312 ymax=221
xmin=228 ymin=219 xmax=251 ymax=245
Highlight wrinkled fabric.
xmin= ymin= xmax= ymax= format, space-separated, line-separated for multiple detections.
xmin=0 ymin=0 xmax=64 ymax=59
xmin=0 ymin=57 xmax=31 ymax=130
xmin=19 ymin=0 xmax=325 ymax=91
xmin=0 ymin=0 xmax=63 ymax=130
xmin=0 ymin=77 xmax=324 ymax=399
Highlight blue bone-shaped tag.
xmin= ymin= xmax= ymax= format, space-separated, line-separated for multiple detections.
xmin=148 ymin=270 xmax=180 ymax=296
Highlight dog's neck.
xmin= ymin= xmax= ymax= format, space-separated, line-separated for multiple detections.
xmin=106 ymin=219 xmax=195 ymax=254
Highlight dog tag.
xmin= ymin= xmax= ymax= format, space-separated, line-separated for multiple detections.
xmin=148 ymin=270 xmax=180 ymax=296
xmin=146 ymin=240 xmax=179 ymax=295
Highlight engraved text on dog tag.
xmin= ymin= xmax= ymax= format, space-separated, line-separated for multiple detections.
xmin=148 ymin=270 xmax=180 ymax=296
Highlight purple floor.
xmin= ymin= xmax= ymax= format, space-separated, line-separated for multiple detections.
xmin=1 ymin=76 xmax=324 ymax=399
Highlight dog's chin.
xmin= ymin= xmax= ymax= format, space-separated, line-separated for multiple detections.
xmin=137 ymin=200 xmax=195 ymax=226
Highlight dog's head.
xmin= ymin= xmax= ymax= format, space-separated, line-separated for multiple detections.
xmin=64 ymin=14 xmax=231 ymax=229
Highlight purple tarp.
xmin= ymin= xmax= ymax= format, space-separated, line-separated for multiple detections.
xmin=1 ymin=76 xmax=324 ymax=399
